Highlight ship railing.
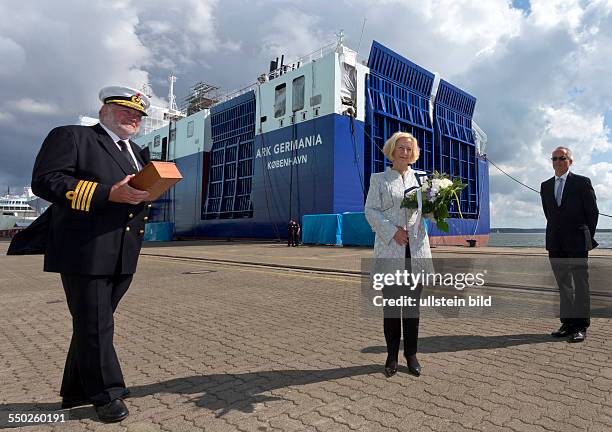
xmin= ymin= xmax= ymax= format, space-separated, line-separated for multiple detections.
xmin=215 ymin=83 xmax=260 ymax=105
xmin=212 ymin=41 xmax=364 ymax=108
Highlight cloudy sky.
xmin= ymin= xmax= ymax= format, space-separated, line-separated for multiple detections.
xmin=1 ymin=0 xmax=611 ymax=228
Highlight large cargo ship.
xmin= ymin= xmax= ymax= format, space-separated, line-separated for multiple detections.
xmin=134 ymin=38 xmax=490 ymax=246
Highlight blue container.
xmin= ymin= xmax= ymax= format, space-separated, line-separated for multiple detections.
xmin=341 ymin=212 xmax=375 ymax=246
xmin=144 ymin=222 xmax=174 ymax=242
xmin=302 ymin=214 xmax=342 ymax=245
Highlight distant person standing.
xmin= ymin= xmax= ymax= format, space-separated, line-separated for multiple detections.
xmin=24 ymin=86 xmax=151 ymax=422
xmin=540 ymin=146 xmax=598 ymax=343
xmin=288 ymin=218 xmax=300 ymax=247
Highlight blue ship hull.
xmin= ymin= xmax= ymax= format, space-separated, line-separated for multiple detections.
xmin=168 ymin=113 xmax=489 ymax=242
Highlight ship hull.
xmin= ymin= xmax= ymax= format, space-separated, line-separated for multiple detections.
xmin=167 ymin=113 xmax=489 ymax=244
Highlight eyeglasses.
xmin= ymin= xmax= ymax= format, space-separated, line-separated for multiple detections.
xmin=551 ymin=156 xmax=568 ymax=161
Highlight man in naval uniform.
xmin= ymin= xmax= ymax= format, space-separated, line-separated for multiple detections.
xmin=30 ymin=86 xmax=151 ymax=422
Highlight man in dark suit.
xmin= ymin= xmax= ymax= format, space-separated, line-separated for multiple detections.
xmin=540 ymin=146 xmax=598 ymax=343
xmin=30 ymin=86 xmax=151 ymax=422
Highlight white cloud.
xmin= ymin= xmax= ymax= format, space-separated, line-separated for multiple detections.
xmin=135 ymin=0 xmax=239 ymax=75
xmin=458 ymin=0 xmax=612 ymax=228
xmin=530 ymin=0 xmax=585 ymax=31
xmin=0 ymin=0 xmax=610 ymax=229
xmin=260 ymin=8 xmax=332 ymax=60
xmin=345 ymin=0 xmax=523 ymax=76
xmin=12 ymin=99 xmax=60 ymax=115
xmin=0 ymin=111 xmax=15 ymax=124
xmin=540 ymin=106 xmax=612 ymax=156
xmin=0 ymin=36 xmax=26 ymax=76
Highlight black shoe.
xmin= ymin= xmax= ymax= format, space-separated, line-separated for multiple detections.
xmin=568 ymin=330 xmax=586 ymax=343
xmin=95 ymin=399 xmax=129 ymax=423
xmin=551 ymin=325 xmax=574 ymax=338
xmin=384 ymin=360 xmax=398 ymax=378
xmin=406 ymin=355 xmax=421 ymax=377
xmin=61 ymin=398 xmax=90 ymax=409
xmin=122 ymin=388 xmax=131 ymax=399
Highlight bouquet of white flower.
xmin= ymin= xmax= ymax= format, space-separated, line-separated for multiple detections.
xmin=401 ymin=171 xmax=466 ymax=232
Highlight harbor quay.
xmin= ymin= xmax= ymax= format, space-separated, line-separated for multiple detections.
xmin=1 ymin=241 xmax=611 ymax=431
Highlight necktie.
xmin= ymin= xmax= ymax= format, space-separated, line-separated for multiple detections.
xmin=555 ymin=178 xmax=564 ymax=206
xmin=117 ymin=140 xmax=137 ymax=171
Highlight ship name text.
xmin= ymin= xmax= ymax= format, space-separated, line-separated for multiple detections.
xmin=256 ymin=134 xmax=323 ymax=158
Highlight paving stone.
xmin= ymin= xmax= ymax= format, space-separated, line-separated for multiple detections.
xmin=1 ymin=241 xmax=611 ymax=431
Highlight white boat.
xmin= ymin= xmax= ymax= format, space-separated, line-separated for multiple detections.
xmin=0 ymin=188 xmax=46 ymax=230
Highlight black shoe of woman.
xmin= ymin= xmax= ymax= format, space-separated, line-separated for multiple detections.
xmin=406 ymin=355 xmax=421 ymax=377
xmin=384 ymin=360 xmax=398 ymax=377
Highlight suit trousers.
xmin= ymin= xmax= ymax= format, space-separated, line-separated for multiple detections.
xmin=548 ymin=251 xmax=590 ymax=330
xmin=383 ymin=246 xmax=420 ymax=362
xmin=60 ymin=274 xmax=132 ymax=406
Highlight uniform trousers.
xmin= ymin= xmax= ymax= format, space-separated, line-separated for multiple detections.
xmin=60 ymin=274 xmax=132 ymax=406
xmin=383 ymin=246 xmax=421 ymax=363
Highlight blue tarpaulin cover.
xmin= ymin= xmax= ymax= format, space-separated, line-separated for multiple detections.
xmin=302 ymin=214 xmax=342 ymax=245
xmin=144 ymin=222 xmax=174 ymax=242
xmin=341 ymin=212 xmax=375 ymax=246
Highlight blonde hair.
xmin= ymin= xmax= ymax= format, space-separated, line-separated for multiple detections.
xmin=382 ymin=131 xmax=420 ymax=164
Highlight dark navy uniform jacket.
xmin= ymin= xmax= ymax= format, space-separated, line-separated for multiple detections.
xmin=29 ymin=123 xmax=151 ymax=275
xmin=540 ymin=172 xmax=599 ymax=252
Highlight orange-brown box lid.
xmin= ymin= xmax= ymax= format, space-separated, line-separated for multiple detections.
xmin=129 ymin=161 xmax=183 ymax=201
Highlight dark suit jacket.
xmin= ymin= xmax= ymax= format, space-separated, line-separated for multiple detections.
xmin=11 ymin=123 xmax=151 ymax=275
xmin=540 ymin=172 xmax=598 ymax=252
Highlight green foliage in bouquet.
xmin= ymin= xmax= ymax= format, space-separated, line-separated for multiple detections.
xmin=401 ymin=171 xmax=466 ymax=232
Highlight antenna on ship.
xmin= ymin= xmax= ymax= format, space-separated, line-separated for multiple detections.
xmin=356 ymin=18 xmax=367 ymax=54
xmin=140 ymin=82 xmax=154 ymax=98
xmin=168 ymin=75 xmax=178 ymax=112
xmin=335 ymin=29 xmax=345 ymax=51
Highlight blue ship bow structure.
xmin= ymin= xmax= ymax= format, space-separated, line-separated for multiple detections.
xmin=365 ymin=41 xmax=489 ymax=244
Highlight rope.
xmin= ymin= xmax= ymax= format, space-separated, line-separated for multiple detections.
xmin=487 ymin=156 xmax=611 ymax=218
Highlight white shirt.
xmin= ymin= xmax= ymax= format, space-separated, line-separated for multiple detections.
xmin=98 ymin=123 xmax=141 ymax=171
xmin=554 ymin=170 xmax=569 ymax=203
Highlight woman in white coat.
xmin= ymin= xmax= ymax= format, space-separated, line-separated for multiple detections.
xmin=365 ymin=131 xmax=432 ymax=378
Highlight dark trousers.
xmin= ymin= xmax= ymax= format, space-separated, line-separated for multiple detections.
xmin=288 ymin=231 xmax=299 ymax=246
xmin=548 ymin=251 xmax=590 ymax=331
xmin=383 ymin=246 xmax=420 ymax=363
xmin=60 ymin=274 xmax=132 ymax=406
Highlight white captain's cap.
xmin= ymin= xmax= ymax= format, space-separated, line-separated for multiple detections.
xmin=98 ymin=86 xmax=150 ymax=116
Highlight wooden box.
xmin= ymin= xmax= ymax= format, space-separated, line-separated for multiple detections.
xmin=129 ymin=161 xmax=183 ymax=201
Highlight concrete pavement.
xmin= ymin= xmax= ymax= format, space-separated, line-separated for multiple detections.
xmin=1 ymin=241 xmax=611 ymax=431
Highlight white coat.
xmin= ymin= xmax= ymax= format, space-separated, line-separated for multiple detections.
xmin=365 ymin=167 xmax=433 ymax=274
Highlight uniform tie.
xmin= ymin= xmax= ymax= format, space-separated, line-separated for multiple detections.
xmin=117 ymin=140 xmax=137 ymax=171
xmin=555 ymin=177 xmax=564 ymax=206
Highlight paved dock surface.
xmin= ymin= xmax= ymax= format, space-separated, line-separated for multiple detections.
xmin=1 ymin=241 xmax=611 ymax=431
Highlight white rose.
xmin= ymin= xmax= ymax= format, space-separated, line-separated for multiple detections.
xmin=432 ymin=179 xmax=444 ymax=190
xmin=439 ymin=178 xmax=452 ymax=188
